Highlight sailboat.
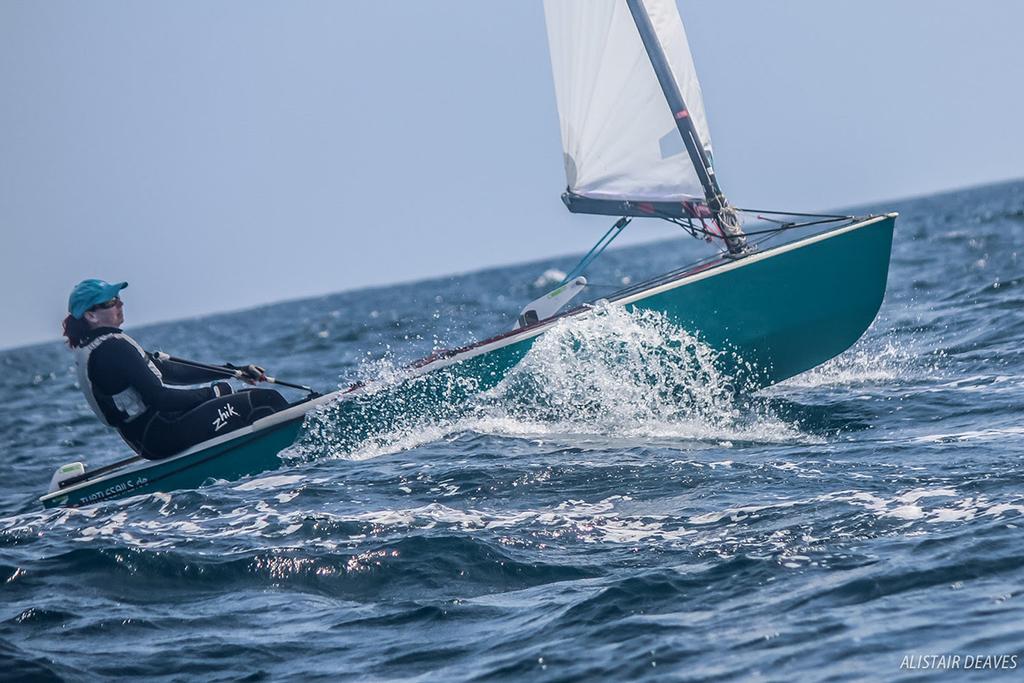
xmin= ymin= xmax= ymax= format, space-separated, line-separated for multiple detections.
xmin=40 ymin=0 xmax=894 ymax=508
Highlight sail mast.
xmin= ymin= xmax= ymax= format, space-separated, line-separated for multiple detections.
xmin=624 ymin=0 xmax=748 ymax=255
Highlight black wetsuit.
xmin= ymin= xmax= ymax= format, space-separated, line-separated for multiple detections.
xmin=74 ymin=327 xmax=288 ymax=459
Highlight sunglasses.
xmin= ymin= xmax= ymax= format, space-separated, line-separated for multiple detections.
xmin=90 ymin=297 xmax=122 ymax=311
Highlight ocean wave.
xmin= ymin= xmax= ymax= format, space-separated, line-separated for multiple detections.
xmin=299 ymin=305 xmax=807 ymax=465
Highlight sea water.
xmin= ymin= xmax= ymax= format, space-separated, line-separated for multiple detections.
xmin=1 ymin=180 xmax=1023 ymax=680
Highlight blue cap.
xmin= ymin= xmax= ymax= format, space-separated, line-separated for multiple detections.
xmin=68 ymin=279 xmax=128 ymax=319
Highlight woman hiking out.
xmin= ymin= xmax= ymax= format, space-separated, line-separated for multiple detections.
xmin=62 ymin=279 xmax=289 ymax=459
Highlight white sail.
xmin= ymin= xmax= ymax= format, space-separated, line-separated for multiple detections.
xmin=543 ymin=0 xmax=713 ymax=210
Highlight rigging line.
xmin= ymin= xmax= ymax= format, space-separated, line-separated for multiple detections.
xmin=572 ymin=211 xmax=850 ymax=301
xmin=654 ymin=212 xmax=730 ymax=241
xmin=594 ymin=233 xmax=780 ymax=304
xmin=736 ymin=208 xmax=854 ymax=219
xmin=596 ymin=211 xmax=839 ymax=306
xmin=755 ymin=215 xmax=794 ymax=226
xmin=658 ymin=212 xmax=850 ymax=240
xmin=559 ymin=217 xmax=631 ymax=286
xmin=665 ymin=216 xmax=704 ymax=240
xmin=578 ymin=282 xmax=627 ymax=290
xmin=740 ymin=216 xmax=852 ymax=235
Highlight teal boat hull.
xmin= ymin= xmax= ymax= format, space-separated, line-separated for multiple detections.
xmin=41 ymin=214 xmax=895 ymax=508
xmin=308 ymin=213 xmax=896 ymax=447
xmin=41 ymin=418 xmax=306 ymax=508
xmin=625 ymin=213 xmax=896 ymax=386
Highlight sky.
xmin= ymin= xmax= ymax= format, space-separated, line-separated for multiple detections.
xmin=2 ymin=0 xmax=1023 ymax=350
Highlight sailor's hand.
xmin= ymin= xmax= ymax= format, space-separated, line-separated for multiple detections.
xmin=239 ymin=364 xmax=267 ymax=385
xmin=212 ymin=381 xmax=234 ymax=397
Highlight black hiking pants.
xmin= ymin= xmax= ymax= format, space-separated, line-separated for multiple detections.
xmin=135 ymin=388 xmax=289 ymax=459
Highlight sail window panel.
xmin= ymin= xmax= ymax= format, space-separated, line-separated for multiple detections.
xmin=642 ymin=0 xmax=712 ymax=152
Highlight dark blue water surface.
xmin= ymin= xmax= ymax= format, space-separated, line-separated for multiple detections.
xmin=3 ymin=181 xmax=1024 ymax=681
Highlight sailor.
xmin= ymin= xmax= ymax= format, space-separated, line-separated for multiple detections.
xmin=61 ymin=279 xmax=289 ymax=459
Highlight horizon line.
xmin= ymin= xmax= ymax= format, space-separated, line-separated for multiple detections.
xmin=6 ymin=174 xmax=1022 ymax=354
